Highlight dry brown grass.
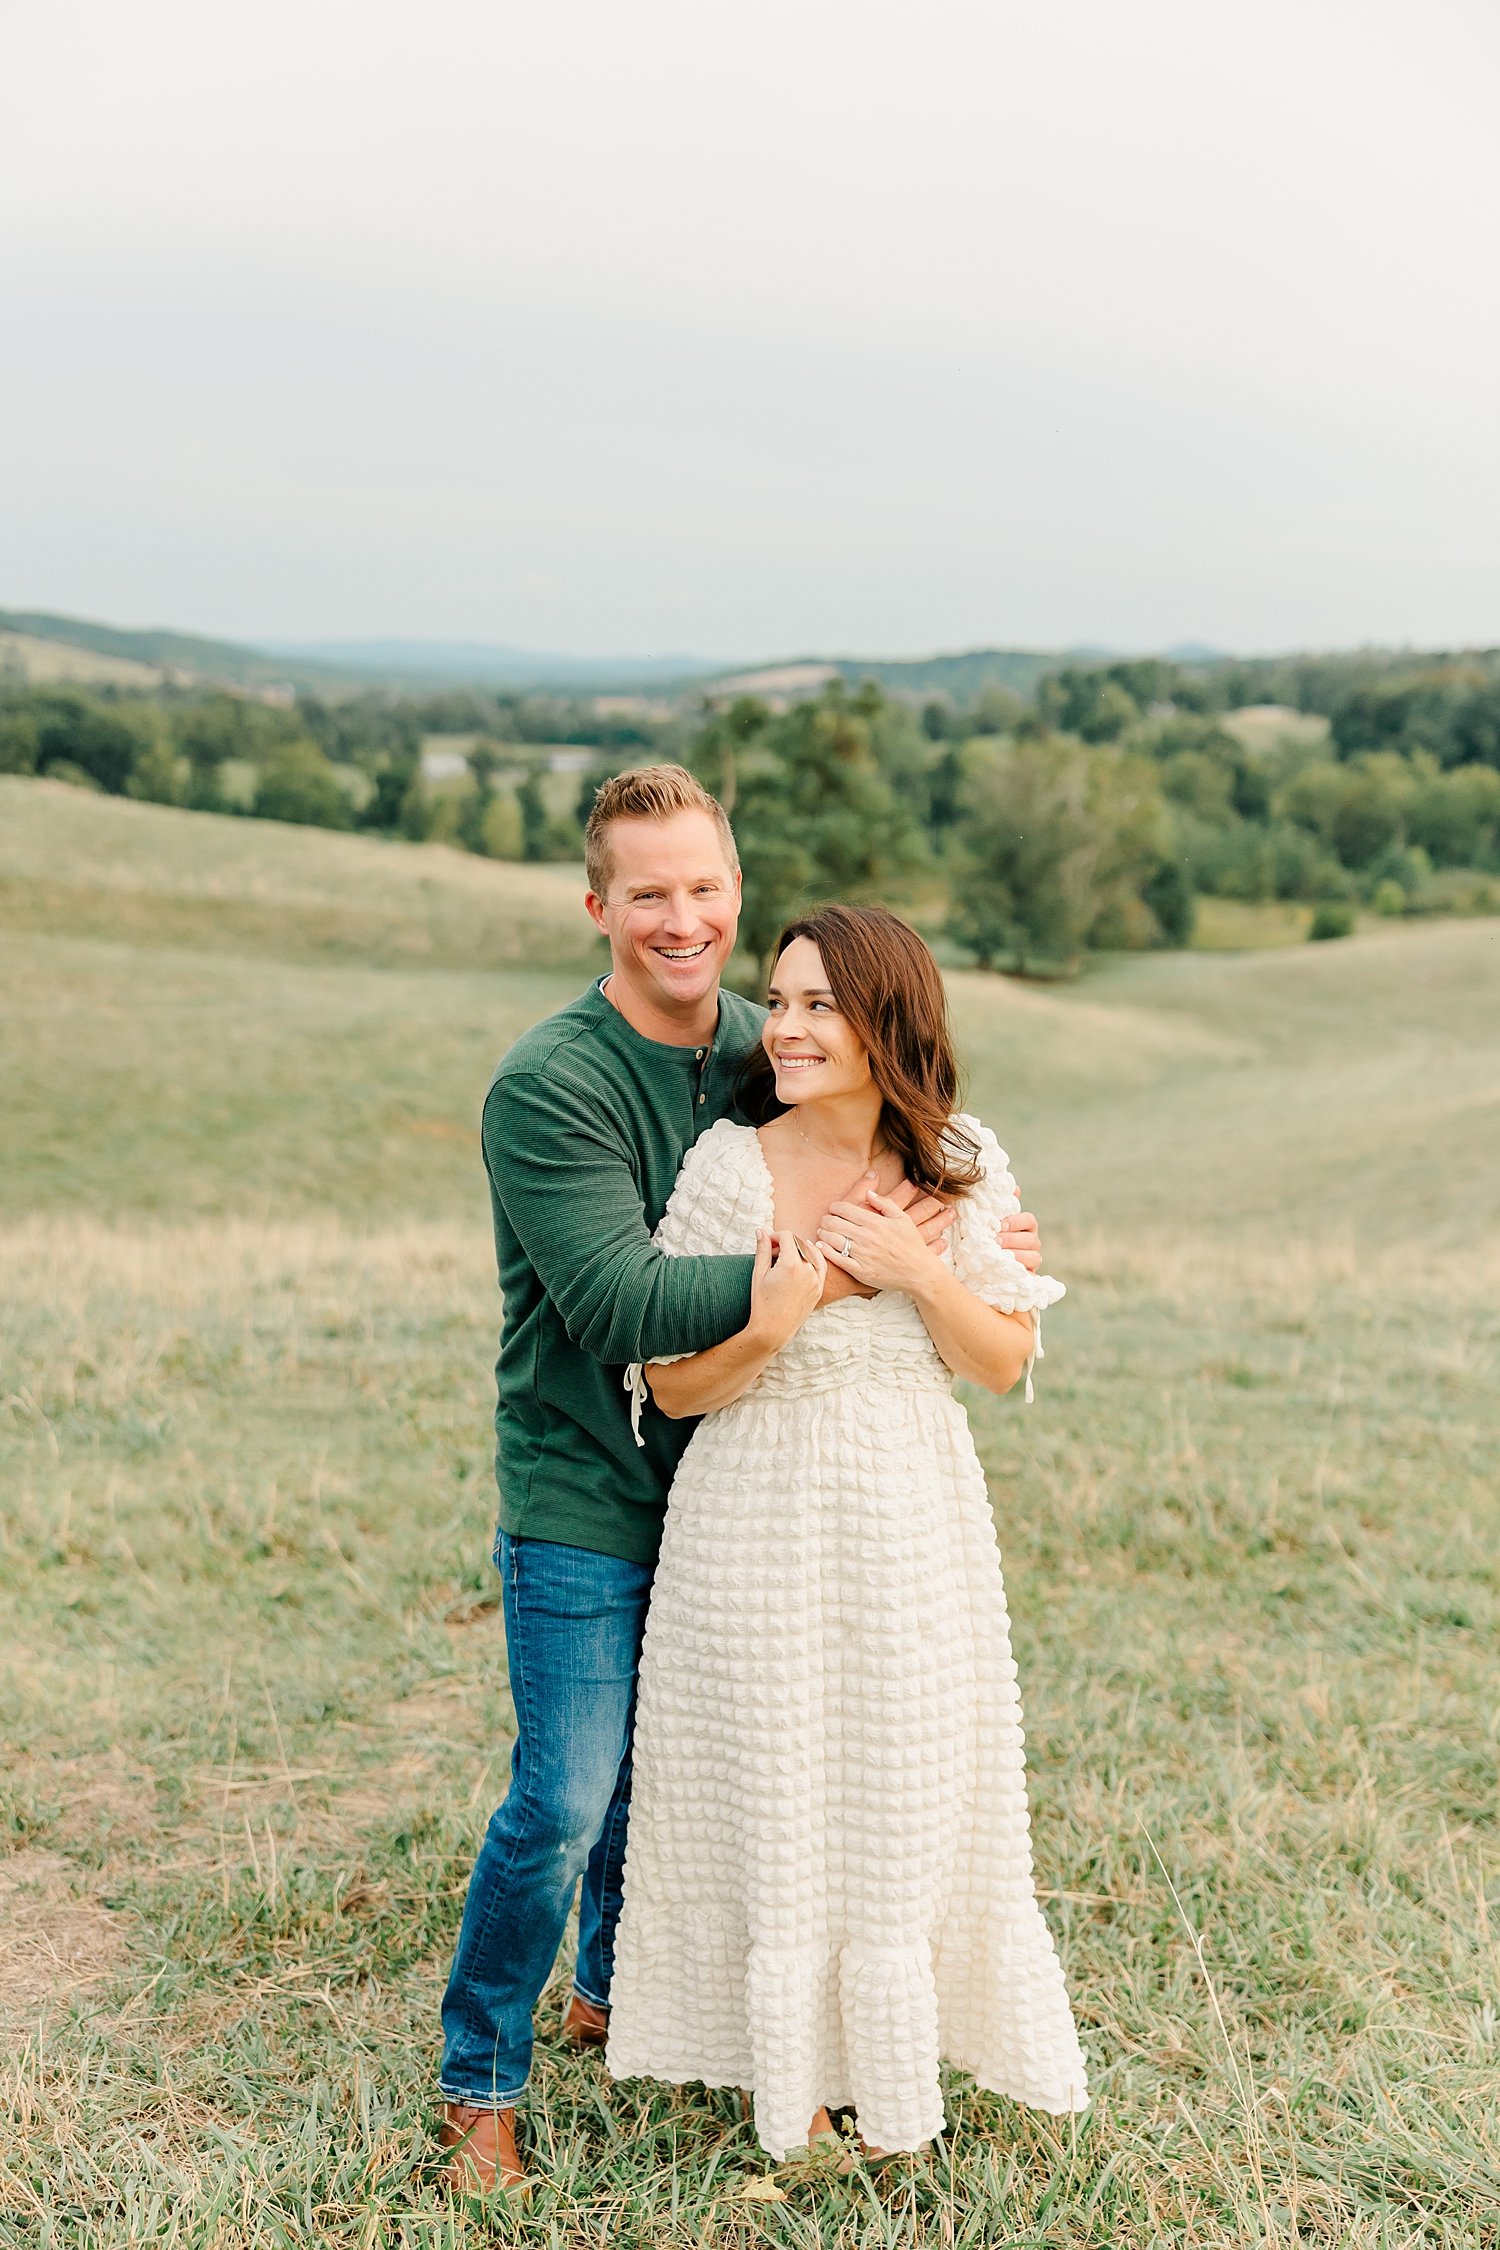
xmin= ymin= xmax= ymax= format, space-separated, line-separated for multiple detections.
xmin=2 ymin=1208 xmax=1496 ymax=2245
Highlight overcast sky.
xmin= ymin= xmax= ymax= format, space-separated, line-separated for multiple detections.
xmin=3 ymin=0 xmax=1498 ymax=660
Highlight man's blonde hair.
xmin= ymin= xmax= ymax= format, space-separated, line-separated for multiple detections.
xmin=583 ymin=764 xmax=739 ymax=898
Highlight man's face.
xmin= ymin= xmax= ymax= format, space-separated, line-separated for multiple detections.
xmin=585 ymin=810 xmax=741 ymax=1018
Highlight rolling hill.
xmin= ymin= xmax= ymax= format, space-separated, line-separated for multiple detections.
xmin=2 ymin=604 xmax=1131 ymax=701
xmin=4 ymin=772 xmax=1496 ymax=1251
xmin=0 ymin=608 xmax=339 ymax=690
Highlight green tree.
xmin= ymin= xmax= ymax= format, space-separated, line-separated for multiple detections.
xmin=518 ymin=768 xmax=551 ymax=861
xmin=1038 ymin=667 xmax=1140 ymax=743
xmin=946 ymin=736 xmax=1102 ymax=973
xmin=32 ymin=696 xmax=138 ymax=793
xmin=969 ymin=682 xmax=1028 ymax=737
xmin=714 ymin=689 xmax=929 ymax=972
xmin=457 ymin=740 xmax=501 ymax=856
xmin=1086 ymin=749 xmax=1174 ymax=943
xmin=126 ymin=735 xmax=186 ymax=805
xmin=515 ymin=763 xmax=582 ymax=861
xmin=357 ymin=746 xmax=426 ymax=836
xmin=251 ymin=741 xmax=351 ymax=829
xmin=0 ymin=707 xmax=39 ymax=774
xmin=1281 ymin=753 xmax=1413 ymax=870
xmin=690 ymin=696 xmax=771 ymax=819
xmin=1142 ymin=857 xmax=1197 ymax=945
xmin=1408 ymin=762 xmax=1500 ymax=867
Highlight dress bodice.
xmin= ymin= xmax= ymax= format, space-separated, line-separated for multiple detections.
xmin=633 ymin=1117 xmax=1064 ymax=1422
xmin=752 ymin=1289 xmax=955 ymax=1402
xmin=668 ymin=1119 xmax=955 ymax=1400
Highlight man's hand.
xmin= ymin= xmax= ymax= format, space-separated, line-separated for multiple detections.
xmin=884 ymin=1175 xmax=957 ymax=1253
xmin=1002 ymin=1210 xmax=1042 ymax=1273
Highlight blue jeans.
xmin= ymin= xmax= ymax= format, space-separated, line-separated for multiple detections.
xmin=438 ymin=1533 xmax=654 ymax=2108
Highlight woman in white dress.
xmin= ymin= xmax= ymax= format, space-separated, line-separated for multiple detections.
xmin=605 ymin=904 xmax=1089 ymax=2162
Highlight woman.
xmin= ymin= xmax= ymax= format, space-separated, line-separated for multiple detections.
xmin=605 ymin=904 xmax=1088 ymax=2162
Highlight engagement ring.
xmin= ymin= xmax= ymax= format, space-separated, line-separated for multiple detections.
xmin=841 ymin=1236 xmax=853 ymax=1258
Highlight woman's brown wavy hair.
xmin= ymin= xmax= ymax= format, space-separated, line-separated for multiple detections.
xmin=736 ymin=903 xmax=982 ymax=1198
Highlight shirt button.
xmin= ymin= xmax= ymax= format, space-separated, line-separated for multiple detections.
xmin=698 ymin=1093 xmax=706 ymax=1104
xmin=695 ymin=1049 xmax=705 ymax=1060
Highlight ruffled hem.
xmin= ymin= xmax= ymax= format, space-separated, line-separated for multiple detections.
xmin=606 ymin=1910 xmax=1089 ymax=2160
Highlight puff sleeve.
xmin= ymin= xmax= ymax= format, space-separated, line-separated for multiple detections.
xmin=948 ymin=1114 xmax=1065 ymax=1401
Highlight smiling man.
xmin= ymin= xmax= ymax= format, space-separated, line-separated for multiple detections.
xmin=437 ymin=767 xmax=1043 ymax=2193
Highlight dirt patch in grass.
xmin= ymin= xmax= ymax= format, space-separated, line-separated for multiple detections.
xmin=0 ymin=1850 xmax=125 ymax=2027
xmin=49 ymin=1751 xmax=159 ymax=1851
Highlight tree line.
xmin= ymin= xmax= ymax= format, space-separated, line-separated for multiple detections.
xmin=688 ymin=655 xmax=1500 ymax=971
xmin=0 ymin=683 xmax=670 ymax=861
xmin=4 ymin=646 xmax=1498 ymax=972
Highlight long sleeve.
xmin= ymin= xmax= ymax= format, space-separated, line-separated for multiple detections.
xmin=483 ymin=1068 xmax=754 ymax=1368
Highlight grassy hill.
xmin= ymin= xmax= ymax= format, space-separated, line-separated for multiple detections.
xmin=0 ymin=777 xmax=597 ymax=972
xmin=0 ymin=626 xmax=165 ymax=690
xmin=0 ymin=608 xmax=360 ymax=692
xmin=1 ymin=782 xmax=1496 ymax=2243
xmin=826 ymin=646 xmax=1101 ymax=701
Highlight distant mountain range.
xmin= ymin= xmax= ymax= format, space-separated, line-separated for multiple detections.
xmin=258 ymin=638 xmax=728 ymax=690
xmin=1 ymin=606 xmax=1229 ymax=702
xmin=0 ymin=609 xmax=358 ymax=691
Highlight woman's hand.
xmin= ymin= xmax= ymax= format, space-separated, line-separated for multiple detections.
xmin=747 ymin=1229 xmax=827 ymax=1348
xmin=816 ymin=1191 xmax=934 ymax=1296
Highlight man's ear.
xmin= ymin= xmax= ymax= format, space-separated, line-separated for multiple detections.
xmin=584 ymin=890 xmax=609 ymax=935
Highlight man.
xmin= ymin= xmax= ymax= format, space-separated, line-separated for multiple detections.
xmin=439 ymin=766 xmax=1043 ymax=2192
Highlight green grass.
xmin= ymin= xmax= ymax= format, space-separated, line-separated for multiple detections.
xmin=1190 ymin=898 xmax=1316 ymax=951
xmin=0 ymin=777 xmax=599 ymax=973
xmin=2 ymin=781 xmax=1497 ymax=2246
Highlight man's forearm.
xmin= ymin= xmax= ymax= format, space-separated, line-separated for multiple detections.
xmin=486 ymin=1074 xmax=753 ymax=1365
xmin=565 ymin=1245 xmax=755 ymax=1365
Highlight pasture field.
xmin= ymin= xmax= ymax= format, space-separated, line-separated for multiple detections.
xmin=1 ymin=782 xmax=1497 ymax=2248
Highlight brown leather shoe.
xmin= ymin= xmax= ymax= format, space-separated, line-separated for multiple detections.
xmin=439 ymin=2103 xmax=529 ymax=2195
xmin=561 ymin=1991 xmax=609 ymax=2048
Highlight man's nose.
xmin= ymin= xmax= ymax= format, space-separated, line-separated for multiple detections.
xmin=661 ymin=893 xmax=699 ymax=935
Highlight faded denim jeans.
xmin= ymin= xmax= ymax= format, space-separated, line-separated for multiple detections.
xmin=438 ymin=1532 xmax=654 ymax=2109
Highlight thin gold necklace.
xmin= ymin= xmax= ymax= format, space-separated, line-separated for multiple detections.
xmin=794 ymin=1114 xmax=888 ymax=1168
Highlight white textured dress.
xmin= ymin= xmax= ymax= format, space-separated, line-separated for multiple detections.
xmin=605 ymin=1116 xmax=1089 ymax=2159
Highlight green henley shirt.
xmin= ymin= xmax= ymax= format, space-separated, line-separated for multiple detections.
xmin=481 ymin=977 xmax=767 ymax=1564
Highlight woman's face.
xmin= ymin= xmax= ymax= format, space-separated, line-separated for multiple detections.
xmin=763 ymin=937 xmax=874 ymax=1107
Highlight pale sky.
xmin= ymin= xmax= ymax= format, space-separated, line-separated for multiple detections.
xmin=3 ymin=0 xmax=1498 ymax=660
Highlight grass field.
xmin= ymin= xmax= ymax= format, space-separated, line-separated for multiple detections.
xmin=2 ymin=781 xmax=1497 ymax=2247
